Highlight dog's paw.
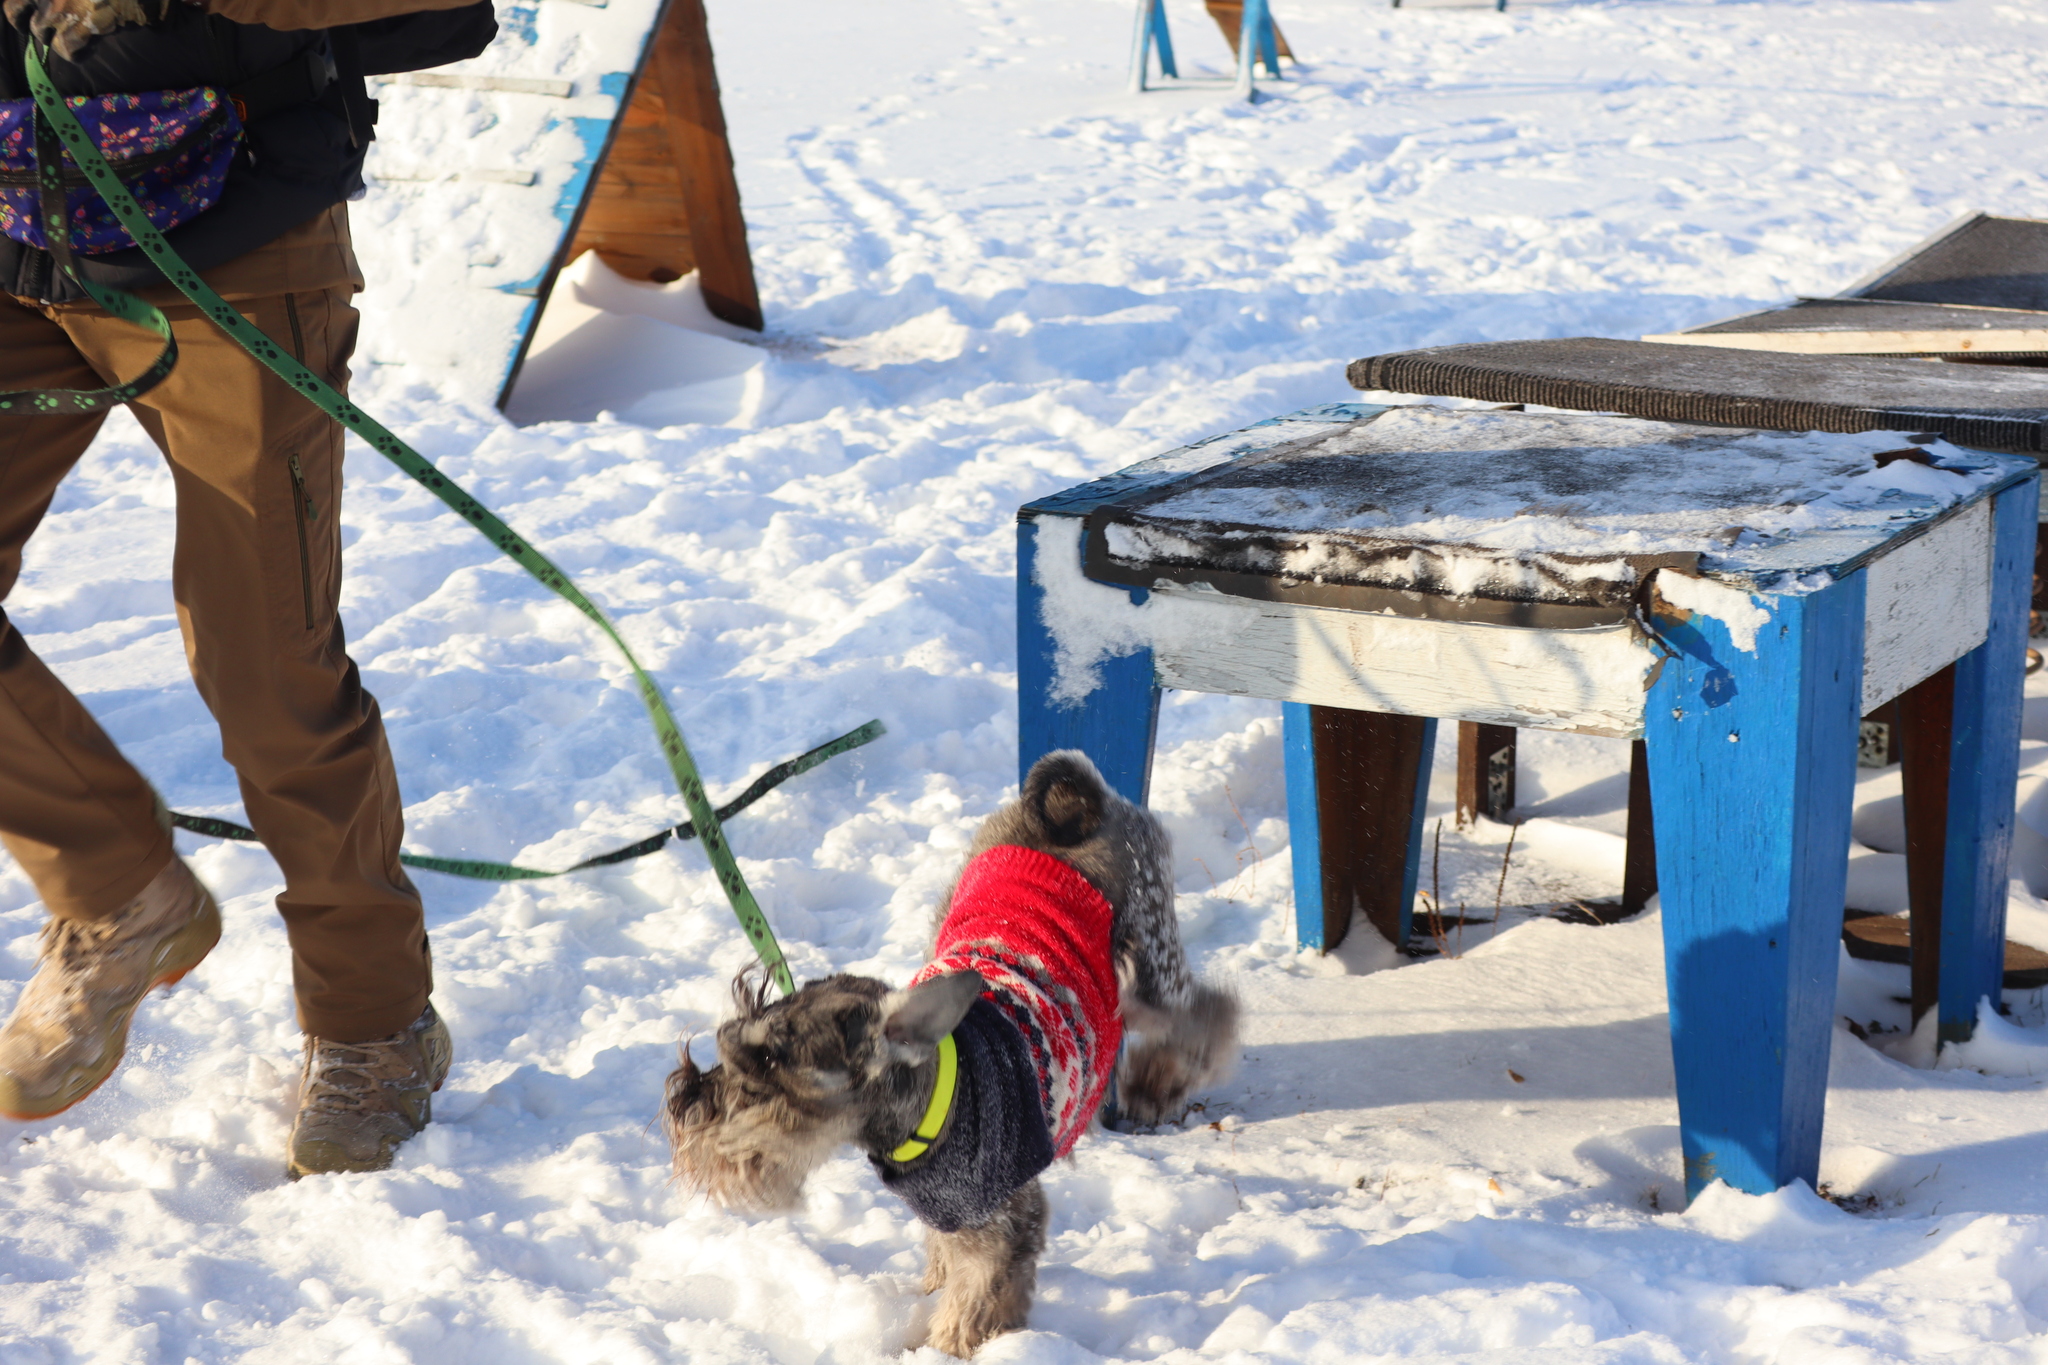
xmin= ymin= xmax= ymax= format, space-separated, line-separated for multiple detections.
xmin=926 ymin=1305 xmax=1020 ymax=1359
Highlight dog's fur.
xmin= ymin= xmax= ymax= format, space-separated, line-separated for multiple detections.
xmin=664 ymin=751 xmax=1238 ymax=1356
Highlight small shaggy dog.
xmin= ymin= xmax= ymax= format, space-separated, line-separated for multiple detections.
xmin=664 ymin=751 xmax=1239 ymax=1356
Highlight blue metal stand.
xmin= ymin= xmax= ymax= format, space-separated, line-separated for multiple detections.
xmin=1644 ymin=576 xmax=1865 ymax=1201
xmin=1232 ymin=0 xmax=1283 ymax=100
xmin=1016 ymin=518 xmax=1162 ymax=805
xmin=1127 ymin=0 xmax=1179 ymax=93
xmin=1130 ymin=0 xmax=1285 ymax=101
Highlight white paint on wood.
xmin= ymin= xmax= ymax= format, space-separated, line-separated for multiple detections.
xmin=1035 ymin=485 xmax=2001 ymax=738
xmin=1033 ymin=514 xmax=1655 ymax=731
xmin=1859 ymin=498 xmax=1993 ymax=710
xmin=1643 ymin=329 xmax=2048 ymax=355
xmin=1145 ymin=589 xmax=1656 ymax=735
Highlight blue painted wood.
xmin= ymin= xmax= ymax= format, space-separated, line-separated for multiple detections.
xmin=1017 ymin=516 xmax=1161 ymax=805
xmin=495 ymin=67 xmax=653 ymax=404
xmin=1282 ymin=703 xmax=1326 ymax=951
xmin=1937 ymin=475 xmax=2042 ymax=1044
xmin=1644 ymin=573 xmax=1864 ymax=1200
xmin=1127 ymin=0 xmax=1178 ymax=93
xmin=1247 ymin=0 xmax=1280 ymax=77
xmin=1233 ymin=0 xmax=1280 ymax=99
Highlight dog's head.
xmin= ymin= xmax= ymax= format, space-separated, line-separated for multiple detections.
xmin=663 ymin=968 xmax=984 ymax=1210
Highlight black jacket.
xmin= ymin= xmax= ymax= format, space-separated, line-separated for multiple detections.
xmin=870 ymin=998 xmax=1058 ymax=1234
xmin=0 ymin=0 xmax=494 ymax=302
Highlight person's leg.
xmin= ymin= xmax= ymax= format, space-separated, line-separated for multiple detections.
xmin=0 ymin=293 xmax=222 ymax=1121
xmin=0 ymin=292 xmax=173 ymax=915
xmin=60 ymin=283 xmax=432 ymax=1044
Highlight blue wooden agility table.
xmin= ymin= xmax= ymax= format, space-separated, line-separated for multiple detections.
xmin=1017 ymin=402 xmax=2037 ymax=1201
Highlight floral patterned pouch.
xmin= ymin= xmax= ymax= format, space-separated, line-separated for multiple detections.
xmin=0 ymin=86 xmax=240 ymax=255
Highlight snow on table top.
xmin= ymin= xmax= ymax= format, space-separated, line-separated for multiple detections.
xmin=1098 ymin=405 xmax=2032 ymax=603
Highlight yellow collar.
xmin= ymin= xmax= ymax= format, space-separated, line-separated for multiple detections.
xmin=888 ymin=1032 xmax=958 ymax=1163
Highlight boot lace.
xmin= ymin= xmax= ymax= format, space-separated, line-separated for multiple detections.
xmin=33 ymin=913 xmax=156 ymax=995
xmin=298 ymin=1032 xmax=421 ymax=1117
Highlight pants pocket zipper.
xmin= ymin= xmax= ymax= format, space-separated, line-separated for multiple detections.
xmin=282 ymin=294 xmax=316 ymax=630
xmin=288 ymin=451 xmax=316 ymax=630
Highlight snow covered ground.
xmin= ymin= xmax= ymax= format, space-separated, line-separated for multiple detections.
xmin=8 ymin=0 xmax=2048 ymax=1360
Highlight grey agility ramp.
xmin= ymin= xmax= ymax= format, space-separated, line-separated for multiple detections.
xmin=1646 ymin=213 xmax=2048 ymax=360
xmin=1347 ymin=338 xmax=2048 ymax=453
xmin=1843 ymin=212 xmax=2048 ymax=313
xmin=1645 ymin=298 xmax=2048 ymax=361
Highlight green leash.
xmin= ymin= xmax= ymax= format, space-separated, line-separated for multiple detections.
xmin=168 ymin=719 xmax=882 ymax=882
xmin=23 ymin=46 xmax=808 ymax=992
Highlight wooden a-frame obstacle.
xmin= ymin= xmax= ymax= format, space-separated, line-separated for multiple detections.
xmin=494 ymin=0 xmax=762 ymax=409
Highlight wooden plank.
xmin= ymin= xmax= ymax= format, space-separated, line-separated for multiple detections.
xmin=1643 ymin=327 xmax=2048 ymax=355
xmin=566 ymin=33 xmax=695 ymax=283
xmin=1203 ymin=0 xmax=1295 ymax=59
xmin=1645 ymin=569 xmax=1864 ymax=1200
xmin=2034 ymin=522 xmax=2048 ymax=638
xmin=1455 ymin=722 xmax=1515 ymax=827
xmin=575 ymin=196 xmax=698 ymax=238
xmin=1622 ymin=739 xmax=1657 ymax=914
xmin=1017 ymin=520 xmax=1161 ymax=805
xmin=1286 ymin=705 xmax=1433 ymax=951
xmin=1144 ymin=587 xmax=1656 ymax=736
xmin=650 ymin=0 xmax=763 ymax=331
xmin=1041 ymin=476 xmax=1998 ymax=742
xmin=1897 ymin=663 xmax=1954 ymax=1028
xmin=1934 ymin=478 xmax=2039 ymax=1044
xmin=1860 ymin=498 xmax=1991 ymax=712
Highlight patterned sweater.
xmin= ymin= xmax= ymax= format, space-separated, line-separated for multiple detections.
xmin=875 ymin=844 xmax=1123 ymax=1230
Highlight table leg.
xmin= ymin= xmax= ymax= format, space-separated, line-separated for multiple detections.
xmin=1455 ymin=722 xmax=1516 ymax=827
xmin=1645 ymin=572 xmax=1863 ymax=1200
xmin=1623 ymin=739 xmax=1658 ymax=914
xmin=1932 ymin=479 xmax=2038 ymax=1045
xmin=1285 ymin=703 xmax=1435 ymax=953
xmin=1017 ymin=520 xmax=1162 ymax=805
xmin=1897 ymin=664 xmax=1954 ymax=1029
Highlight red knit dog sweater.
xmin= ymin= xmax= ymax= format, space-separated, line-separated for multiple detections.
xmin=910 ymin=844 xmax=1123 ymax=1157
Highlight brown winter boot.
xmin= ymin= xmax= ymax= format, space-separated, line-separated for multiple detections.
xmin=287 ymin=1004 xmax=453 ymax=1178
xmin=0 ymin=859 xmax=221 ymax=1121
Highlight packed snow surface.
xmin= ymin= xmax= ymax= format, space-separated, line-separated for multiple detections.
xmin=9 ymin=0 xmax=2048 ymax=1362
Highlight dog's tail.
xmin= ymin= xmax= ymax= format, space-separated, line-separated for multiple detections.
xmin=1021 ymin=750 xmax=1115 ymax=847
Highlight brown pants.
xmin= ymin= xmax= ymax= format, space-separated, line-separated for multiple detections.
xmin=0 ymin=207 xmax=429 ymax=1041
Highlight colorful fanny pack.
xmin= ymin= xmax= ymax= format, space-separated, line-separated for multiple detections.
xmin=0 ymin=87 xmax=240 ymax=255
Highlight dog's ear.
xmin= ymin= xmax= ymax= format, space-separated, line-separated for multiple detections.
xmin=881 ymin=970 xmax=985 ymax=1050
xmin=1023 ymin=750 xmax=1108 ymax=847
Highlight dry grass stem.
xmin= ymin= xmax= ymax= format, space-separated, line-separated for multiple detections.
xmin=1492 ymin=820 xmax=1521 ymax=928
xmin=1225 ymin=783 xmax=1262 ymax=892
